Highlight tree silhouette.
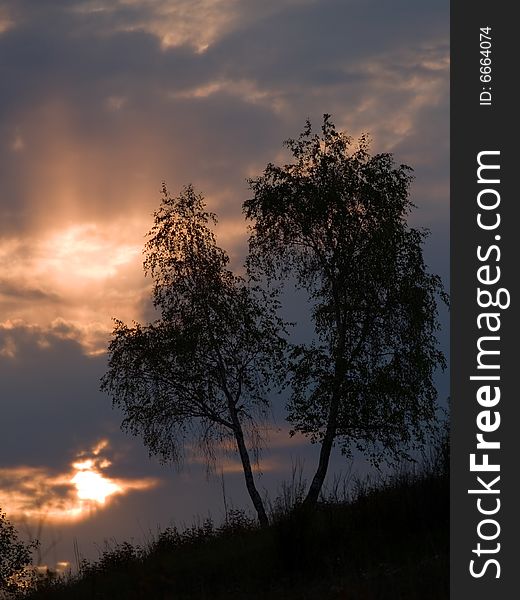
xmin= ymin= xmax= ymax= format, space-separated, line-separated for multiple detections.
xmin=0 ymin=509 xmax=36 ymax=592
xmin=101 ymin=185 xmax=286 ymax=526
xmin=244 ymin=115 xmax=447 ymax=507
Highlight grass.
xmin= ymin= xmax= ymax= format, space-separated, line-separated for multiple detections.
xmin=22 ymin=452 xmax=448 ymax=600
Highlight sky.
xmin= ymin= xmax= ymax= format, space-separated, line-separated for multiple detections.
xmin=0 ymin=0 xmax=449 ymax=571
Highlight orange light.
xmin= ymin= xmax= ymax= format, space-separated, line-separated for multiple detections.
xmin=71 ymin=469 xmax=121 ymax=504
xmin=0 ymin=440 xmax=158 ymax=523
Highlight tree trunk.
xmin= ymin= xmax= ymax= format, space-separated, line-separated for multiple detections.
xmin=302 ymin=395 xmax=340 ymax=508
xmin=303 ymin=315 xmax=345 ymax=509
xmin=229 ymin=408 xmax=269 ymax=527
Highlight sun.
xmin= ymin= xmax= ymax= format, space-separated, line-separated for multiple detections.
xmin=71 ymin=458 xmax=122 ymax=504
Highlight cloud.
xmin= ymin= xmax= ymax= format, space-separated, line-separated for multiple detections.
xmin=0 ymin=279 xmax=60 ymax=302
xmin=183 ymin=425 xmax=310 ymax=477
xmin=0 ymin=220 xmax=149 ymax=354
xmin=0 ymin=440 xmax=158 ymax=522
xmin=0 ymin=321 xmax=120 ymax=470
xmin=188 ymin=454 xmax=284 ymax=475
xmin=0 ymin=0 xmax=448 ymax=247
xmin=0 ymin=4 xmax=13 ymax=34
xmin=65 ymin=0 xmax=318 ymax=52
xmin=0 ymin=319 xmax=111 ymax=358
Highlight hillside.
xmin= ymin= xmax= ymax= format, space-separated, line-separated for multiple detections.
xmin=25 ymin=463 xmax=448 ymax=600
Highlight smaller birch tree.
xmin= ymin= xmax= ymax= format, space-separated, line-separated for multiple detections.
xmin=102 ymin=184 xmax=286 ymax=526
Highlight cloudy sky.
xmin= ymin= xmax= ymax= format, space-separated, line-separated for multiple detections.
xmin=0 ymin=0 xmax=449 ymax=570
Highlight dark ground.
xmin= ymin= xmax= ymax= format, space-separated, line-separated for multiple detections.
xmin=24 ymin=458 xmax=448 ymax=600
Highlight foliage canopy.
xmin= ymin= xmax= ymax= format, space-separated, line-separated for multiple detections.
xmin=0 ymin=509 xmax=36 ymax=592
xmin=244 ymin=115 xmax=446 ymax=504
xmin=102 ymin=185 xmax=286 ymax=525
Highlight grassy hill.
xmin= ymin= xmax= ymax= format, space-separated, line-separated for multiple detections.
xmin=25 ymin=458 xmax=448 ymax=600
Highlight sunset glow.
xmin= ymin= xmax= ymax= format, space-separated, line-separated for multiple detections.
xmin=0 ymin=441 xmax=158 ymax=523
xmin=70 ymin=449 xmax=123 ymax=505
xmin=0 ymin=221 xmax=147 ymax=355
xmin=71 ymin=469 xmax=121 ymax=504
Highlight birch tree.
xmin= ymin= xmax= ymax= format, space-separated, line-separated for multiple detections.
xmin=102 ymin=185 xmax=285 ymax=525
xmin=244 ymin=116 xmax=447 ymax=507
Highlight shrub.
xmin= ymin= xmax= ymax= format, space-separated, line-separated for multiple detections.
xmin=0 ymin=509 xmax=37 ymax=594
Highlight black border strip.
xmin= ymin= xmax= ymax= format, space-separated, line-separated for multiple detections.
xmin=451 ymin=2 xmax=517 ymax=596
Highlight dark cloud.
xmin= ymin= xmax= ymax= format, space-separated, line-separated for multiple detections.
xmin=0 ymin=0 xmax=448 ymax=234
xmin=0 ymin=323 xmax=112 ymax=466
xmin=0 ymin=279 xmax=61 ymax=301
